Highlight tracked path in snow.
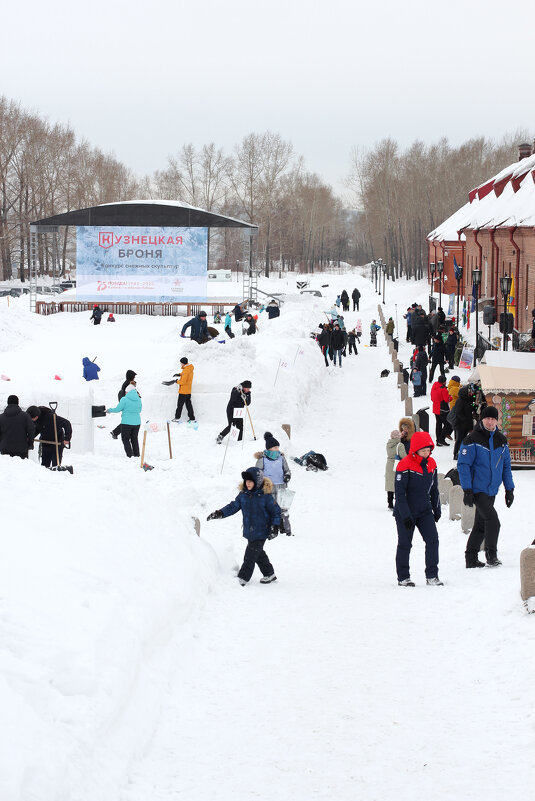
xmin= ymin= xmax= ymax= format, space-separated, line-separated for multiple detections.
xmin=121 ymin=294 xmax=533 ymax=801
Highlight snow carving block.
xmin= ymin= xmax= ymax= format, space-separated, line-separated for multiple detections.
xmin=400 ymin=383 xmax=408 ymax=401
xmin=438 ymin=475 xmax=452 ymax=505
xmin=192 ymin=516 xmax=201 ymax=537
xmin=449 ymin=485 xmax=463 ymax=520
xmin=404 ymin=397 xmax=413 ymax=416
xmin=397 ymin=372 xmax=404 ymax=387
xmin=281 ymin=423 xmax=291 ymax=440
xmin=520 ymin=544 xmax=535 ymax=602
xmin=461 ymin=499 xmax=476 ymax=533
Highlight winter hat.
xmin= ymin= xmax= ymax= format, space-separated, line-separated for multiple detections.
xmin=7 ymin=395 xmax=19 ymax=405
xmin=26 ymin=405 xmax=40 ymax=419
xmin=409 ymin=430 xmax=435 ymax=455
xmin=126 ymin=370 xmax=137 ymax=381
xmin=241 ymin=380 xmax=252 ymax=388
xmin=125 ymin=384 xmax=138 ymax=394
xmin=481 ymin=405 xmax=499 ymax=420
xmin=241 ymin=466 xmax=263 ymax=490
xmin=264 ymin=431 xmax=280 ymax=449
xmin=438 ymin=374 xmax=447 ymax=383
xmin=390 ymin=429 xmax=401 ymax=439
xmin=180 ymin=357 xmax=188 ymax=365
xmin=451 ymin=375 xmax=460 ymax=382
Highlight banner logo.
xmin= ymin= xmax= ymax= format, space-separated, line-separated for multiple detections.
xmin=99 ymin=231 xmax=114 ymax=249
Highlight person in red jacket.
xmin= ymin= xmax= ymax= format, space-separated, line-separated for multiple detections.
xmin=394 ymin=430 xmax=443 ymax=586
xmin=431 ymin=374 xmax=452 ymax=446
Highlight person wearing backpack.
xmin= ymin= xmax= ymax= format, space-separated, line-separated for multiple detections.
xmin=206 ymin=466 xmax=281 ymax=586
xmin=255 ymin=432 xmax=292 ymax=534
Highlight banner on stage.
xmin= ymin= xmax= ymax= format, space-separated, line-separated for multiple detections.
xmin=76 ymin=226 xmax=208 ymax=302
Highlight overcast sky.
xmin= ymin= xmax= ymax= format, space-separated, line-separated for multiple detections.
xmin=3 ymin=0 xmax=534 ymax=201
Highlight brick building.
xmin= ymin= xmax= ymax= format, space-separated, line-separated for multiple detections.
xmin=427 ymin=142 xmax=535 ymax=332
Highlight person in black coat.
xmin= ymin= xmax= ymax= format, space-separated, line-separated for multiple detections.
xmin=217 ymin=381 xmax=252 ymax=443
xmin=340 ymin=290 xmax=350 ymax=312
xmin=347 ymin=329 xmax=358 ymax=356
xmin=181 ymin=311 xmax=208 ymax=343
xmin=111 ymin=369 xmax=137 ymax=440
xmin=351 ymin=288 xmax=361 ymax=311
xmin=317 ymin=324 xmax=331 ymax=366
xmin=0 ymin=395 xmax=35 ymax=458
xmin=437 ymin=307 xmax=446 ymax=327
xmin=266 ymin=300 xmax=280 ymax=319
xmin=244 ymin=314 xmax=257 ymax=335
xmin=445 ymin=327 xmax=458 ymax=369
xmin=232 ymin=303 xmax=245 ymax=322
xmin=330 ymin=322 xmax=347 ymax=368
xmin=429 ymin=335 xmax=446 ymax=382
xmin=90 ymin=305 xmax=103 ymax=325
xmin=414 ymin=346 xmax=429 ymax=396
xmin=27 ymin=405 xmax=72 ymax=467
xmin=452 ymin=384 xmax=477 ymax=459
xmin=411 ymin=313 xmax=430 ymax=349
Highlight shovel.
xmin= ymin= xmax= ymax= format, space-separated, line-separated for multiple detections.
xmin=47 ymin=401 xmax=74 ymax=474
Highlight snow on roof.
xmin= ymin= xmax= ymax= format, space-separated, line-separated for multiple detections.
xmin=477 ymin=363 xmax=535 ymax=394
xmin=428 ymin=153 xmax=535 ymax=242
xmin=481 ymin=351 xmax=535 ymax=369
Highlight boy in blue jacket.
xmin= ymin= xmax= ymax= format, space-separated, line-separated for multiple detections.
xmin=457 ymin=405 xmax=514 ymax=567
xmin=207 ymin=466 xmax=281 ymax=586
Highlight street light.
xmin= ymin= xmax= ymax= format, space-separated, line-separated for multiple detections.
xmin=382 ymin=262 xmax=386 ymax=304
xmin=437 ymin=261 xmax=444 ymax=311
xmin=455 ymin=265 xmax=463 ymax=328
xmin=377 ymin=259 xmax=383 ymax=294
xmin=499 ymin=274 xmax=513 ymax=351
xmin=472 ymin=268 xmax=482 ymax=364
xmin=429 ymin=262 xmax=436 ymax=298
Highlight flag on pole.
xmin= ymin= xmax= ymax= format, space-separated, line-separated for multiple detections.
xmin=471 ymin=283 xmax=477 ymax=313
xmin=453 ymin=256 xmax=461 ymax=280
xmin=507 ymin=275 xmax=515 ymax=319
xmin=229 ymin=424 xmax=240 ymax=445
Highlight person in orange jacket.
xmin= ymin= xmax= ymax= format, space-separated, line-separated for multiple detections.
xmin=172 ymin=358 xmax=195 ymax=422
xmin=447 ymin=375 xmax=461 ymax=409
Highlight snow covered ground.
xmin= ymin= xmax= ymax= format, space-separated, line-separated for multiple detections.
xmin=0 ymin=271 xmax=533 ymax=801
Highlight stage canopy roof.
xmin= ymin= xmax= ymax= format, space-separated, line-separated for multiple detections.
xmin=31 ymin=200 xmax=257 ymax=229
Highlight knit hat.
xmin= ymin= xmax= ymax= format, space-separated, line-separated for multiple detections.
xmin=481 ymin=405 xmax=498 ymax=420
xmin=438 ymin=374 xmax=446 ymax=383
xmin=451 ymin=375 xmax=460 ymax=382
xmin=126 ymin=370 xmax=137 ymax=381
xmin=26 ymin=405 xmax=40 ymax=418
xmin=241 ymin=380 xmax=252 ymax=388
xmin=7 ymin=395 xmax=18 ymax=405
xmin=264 ymin=431 xmax=280 ymax=449
xmin=390 ymin=429 xmax=401 ymax=439
xmin=180 ymin=357 xmax=188 ymax=365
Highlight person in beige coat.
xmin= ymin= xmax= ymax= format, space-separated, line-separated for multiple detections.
xmin=396 ymin=416 xmax=416 ymax=460
xmin=385 ymin=429 xmax=401 ymax=508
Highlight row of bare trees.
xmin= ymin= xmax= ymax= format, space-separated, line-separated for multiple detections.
xmin=0 ymin=97 xmax=350 ymax=281
xmin=346 ymin=131 xmax=530 ymax=278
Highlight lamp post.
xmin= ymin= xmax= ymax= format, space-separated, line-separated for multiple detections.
xmin=372 ymin=260 xmax=377 ymax=292
xmin=437 ymin=261 xmax=444 ymax=311
xmin=377 ymin=259 xmax=383 ymax=294
xmin=499 ymin=274 xmax=513 ymax=351
xmin=472 ymin=268 xmax=481 ymax=364
xmin=382 ymin=262 xmax=386 ymax=304
xmin=429 ymin=262 xmax=436 ymax=299
xmin=455 ymin=265 xmax=463 ymax=328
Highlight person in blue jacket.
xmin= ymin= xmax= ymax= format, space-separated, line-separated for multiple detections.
xmin=457 ymin=405 xmax=514 ymax=568
xmin=181 ymin=311 xmax=208 ymax=343
xmin=224 ymin=311 xmax=235 ymax=339
xmin=82 ymin=357 xmax=100 ymax=381
xmin=206 ymin=466 xmax=281 ymax=586
xmin=394 ymin=430 xmax=443 ymax=586
xmin=107 ymin=383 xmax=142 ymax=458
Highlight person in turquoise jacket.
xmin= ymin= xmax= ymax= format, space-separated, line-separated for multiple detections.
xmin=107 ymin=383 xmax=142 ymax=458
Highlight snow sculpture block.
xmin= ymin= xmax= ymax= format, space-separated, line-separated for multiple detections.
xmin=438 ymin=475 xmax=452 ymax=505
xmin=449 ymin=485 xmax=463 ymax=520
xmin=461 ymin=499 xmax=476 ymax=534
xmin=404 ymin=397 xmax=413 ymax=416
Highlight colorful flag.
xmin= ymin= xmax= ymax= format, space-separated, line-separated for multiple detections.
xmin=507 ymin=275 xmax=515 ymax=319
xmin=453 ymin=256 xmax=461 ymax=281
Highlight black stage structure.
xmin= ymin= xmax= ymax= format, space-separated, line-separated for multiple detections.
xmin=30 ymin=200 xmax=258 ymax=312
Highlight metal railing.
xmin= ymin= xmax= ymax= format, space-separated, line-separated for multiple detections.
xmin=35 ymin=300 xmax=240 ymax=317
xmin=475 ymin=332 xmax=497 ymax=362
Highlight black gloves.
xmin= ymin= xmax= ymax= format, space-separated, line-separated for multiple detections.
xmin=268 ymin=524 xmax=279 ymax=540
xmin=173 ymin=373 xmax=180 ymax=377
xmin=161 ymin=380 xmax=175 ymax=386
xmin=505 ymin=489 xmax=514 ymax=508
xmin=463 ymin=489 xmax=474 ymax=507
xmin=433 ymin=509 xmax=441 ymax=523
xmin=207 ymin=510 xmax=223 ymax=521
xmin=403 ymin=517 xmax=415 ymax=532
xmin=235 ymin=384 xmax=243 ymax=392
xmin=283 ymin=475 xmax=290 ymax=484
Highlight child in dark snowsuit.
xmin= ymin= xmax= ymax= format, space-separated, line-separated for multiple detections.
xmin=207 ymin=466 xmax=281 ymax=586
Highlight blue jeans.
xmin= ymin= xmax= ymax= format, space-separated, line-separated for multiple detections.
xmin=332 ymin=349 xmax=343 ymax=366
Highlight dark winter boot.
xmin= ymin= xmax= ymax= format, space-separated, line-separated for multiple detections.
xmin=466 ymin=554 xmax=486 ymax=568
xmin=485 ymin=549 xmax=502 ymax=567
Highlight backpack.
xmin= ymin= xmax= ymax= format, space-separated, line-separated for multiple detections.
xmin=306 ymin=452 xmax=328 ymax=471
xmin=411 ymin=369 xmax=422 ymax=387
xmin=446 ymin=404 xmax=457 ymax=427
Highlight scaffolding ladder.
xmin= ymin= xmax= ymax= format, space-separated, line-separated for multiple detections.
xmin=242 ymin=228 xmax=260 ymax=304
